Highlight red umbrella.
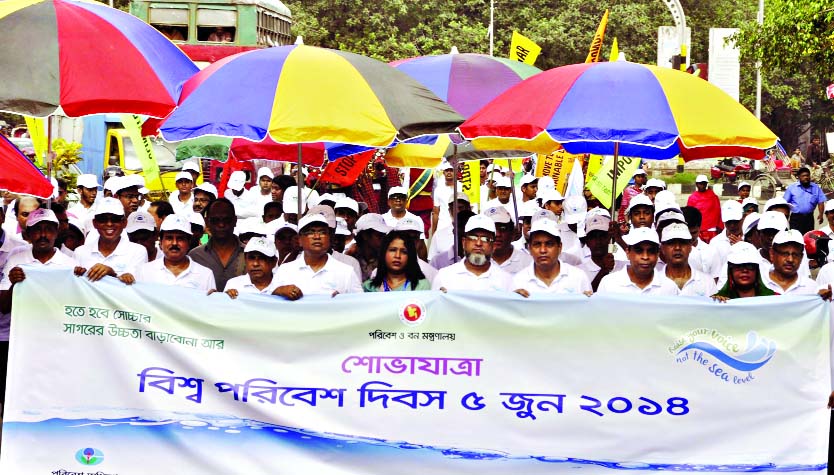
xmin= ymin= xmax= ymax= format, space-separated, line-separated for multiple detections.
xmin=0 ymin=135 xmax=53 ymax=198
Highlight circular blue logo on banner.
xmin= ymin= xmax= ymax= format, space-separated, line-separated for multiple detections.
xmin=75 ymin=447 xmax=104 ymax=466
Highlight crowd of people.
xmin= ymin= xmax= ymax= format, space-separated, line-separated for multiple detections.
xmin=1 ymin=156 xmax=834 ymax=410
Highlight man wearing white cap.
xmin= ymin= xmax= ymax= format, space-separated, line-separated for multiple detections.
xmin=182 ymin=160 xmax=201 ymax=182
xmin=192 ymin=182 xmax=217 ymax=215
xmin=519 ymin=175 xmax=538 ymax=203
xmin=111 ymin=176 xmax=142 ymax=215
xmin=431 ymin=161 xmax=456 ymax=234
xmin=73 ymin=197 xmax=148 ymax=284
xmin=68 ymin=174 xmax=100 ymax=223
xmin=680 ymin=206 xmax=722 ymax=280
xmin=511 ymin=201 xmax=542 ymax=254
xmin=597 ymin=227 xmax=679 ymax=295
xmin=643 ymin=178 xmax=666 ymax=203
xmin=428 ymin=192 xmax=472 ymax=262
xmin=755 ymin=210 xmax=811 ymax=279
xmin=736 ymin=181 xmax=752 ymax=202
xmin=484 ymin=206 xmax=532 ymax=275
xmin=0 ymin=209 xmax=75 ymax=406
xmin=822 ymin=199 xmax=834 ymax=239
xmin=660 ymin=223 xmax=717 ymax=296
xmin=513 ymin=218 xmax=591 ymax=295
xmin=763 ymin=229 xmax=817 ymax=294
xmin=136 ymin=214 xmax=216 ymax=291
xmin=686 ymin=175 xmax=722 ymax=242
xmin=223 ymin=237 xmax=281 ymax=297
xmin=168 ymin=171 xmax=195 ymax=215
xmin=383 ymin=186 xmax=423 ymax=233
xmin=484 ymin=175 xmax=518 ymax=222
xmin=245 ymin=167 xmax=276 ymax=214
xmin=280 ymin=186 xmax=307 ymax=226
xmin=618 ymin=168 xmax=647 ymax=222
xmin=709 ymin=200 xmax=744 ymax=265
xmin=432 ymin=214 xmax=513 ymax=292
xmin=224 ymin=170 xmax=258 ymax=218
xmin=578 ymin=211 xmax=626 ymax=291
xmin=350 ymin=213 xmax=391 ymax=280
xmin=335 ymin=197 xmax=360 ymax=251
xmin=540 ymin=189 xmax=564 ymax=222
xmin=764 ymin=196 xmax=791 ymax=218
xmin=274 ymin=212 xmax=362 ymax=298
xmin=305 ymin=204 xmax=362 ymax=279
xmin=126 ymin=211 xmax=160 ymax=262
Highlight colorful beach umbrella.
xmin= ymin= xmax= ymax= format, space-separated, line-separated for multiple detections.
xmin=0 ymin=0 xmax=198 ymax=118
xmin=459 ymin=61 xmax=778 ymax=160
xmin=390 ymin=53 xmax=541 ymax=118
xmin=160 ymin=45 xmax=464 ymax=146
xmin=0 ymin=135 xmax=53 ymax=198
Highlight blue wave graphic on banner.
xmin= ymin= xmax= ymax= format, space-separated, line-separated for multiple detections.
xmin=676 ymin=332 xmax=776 ymax=372
xmin=4 ymin=413 xmax=824 ymax=472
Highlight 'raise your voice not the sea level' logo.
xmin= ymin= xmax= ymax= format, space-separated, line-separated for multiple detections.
xmin=669 ymin=329 xmax=776 ymax=385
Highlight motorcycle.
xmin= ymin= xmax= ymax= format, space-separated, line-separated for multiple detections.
xmin=710 ymin=157 xmax=751 ymax=183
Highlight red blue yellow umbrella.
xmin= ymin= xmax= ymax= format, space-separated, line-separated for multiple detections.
xmin=459 ymin=61 xmax=778 ymax=160
xmin=160 ymin=45 xmax=464 ymax=147
xmin=0 ymin=0 xmax=198 ymax=118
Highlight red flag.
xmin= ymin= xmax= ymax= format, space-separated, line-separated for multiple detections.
xmin=827 ymin=83 xmax=834 ymax=100
xmin=217 ymin=151 xmax=246 ymax=198
xmin=0 ymin=134 xmax=54 ymax=198
xmin=319 ymin=151 xmax=376 ymax=187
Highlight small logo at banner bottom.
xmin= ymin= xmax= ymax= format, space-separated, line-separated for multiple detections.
xmin=669 ymin=330 xmax=776 ymax=385
xmin=399 ymin=300 xmax=427 ymax=326
xmin=75 ymin=447 xmax=104 ymax=466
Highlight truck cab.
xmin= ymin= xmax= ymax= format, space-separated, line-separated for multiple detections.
xmin=104 ymin=128 xmax=203 ymax=199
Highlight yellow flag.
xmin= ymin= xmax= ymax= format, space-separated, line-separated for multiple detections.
xmin=23 ymin=116 xmax=48 ymax=167
xmin=460 ymin=160 xmax=481 ymax=209
xmin=509 ymin=31 xmax=542 ymax=65
xmin=586 ymin=155 xmax=642 ymax=209
xmin=585 ymin=9 xmax=609 ymax=63
xmin=536 ymin=149 xmax=578 ymax=193
xmin=585 ymin=154 xmax=604 ymax=182
xmin=608 ymin=37 xmax=619 ymax=62
xmin=120 ymin=114 xmax=162 ymax=189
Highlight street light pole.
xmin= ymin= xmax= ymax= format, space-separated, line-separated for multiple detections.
xmin=489 ymin=0 xmax=494 ymax=56
xmin=755 ymin=0 xmax=764 ymax=119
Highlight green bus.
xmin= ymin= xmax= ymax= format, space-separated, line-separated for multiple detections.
xmin=130 ymin=0 xmax=292 ymax=66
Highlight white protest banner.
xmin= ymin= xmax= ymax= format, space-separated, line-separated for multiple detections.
xmin=1 ymin=269 xmax=829 ymax=474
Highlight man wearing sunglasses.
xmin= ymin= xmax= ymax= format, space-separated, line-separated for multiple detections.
xmin=432 ymin=214 xmax=512 ymax=292
xmin=73 ymin=197 xmax=148 ymax=285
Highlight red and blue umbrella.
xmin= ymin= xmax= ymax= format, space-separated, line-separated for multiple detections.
xmin=390 ymin=53 xmax=541 ymax=119
xmin=0 ymin=0 xmax=198 ymax=118
xmin=459 ymin=61 xmax=778 ymax=160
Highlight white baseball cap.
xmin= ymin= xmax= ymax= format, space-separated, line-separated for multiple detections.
xmin=355 ymin=213 xmax=391 ymax=234
xmin=772 ymin=229 xmax=804 ymax=247
xmin=447 ymin=191 xmax=470 ymax=204
xmin=563 ymin=195 xmax=587 ymax=225
xmin=388 ymin=186 xmax=408 ymax=198
xmin=727 ymin=242 xmax=761 ymax=265
xmin=282 ymin=186 xmax=308 ymax=215
xmin=94 ymin=197 xmax=125 ymax=217
xmin=160 ymin=214 xmax=192 ymax=235
xmin=194 ymin=182 xmax=218 ymax=198
xmin=464 ymin=214 xmax=497 ymax=234
xmin=825 ymin=199 xmax=834 ymax=213
xmin=737 ymin=181 xmax=752 ymax=190
xmin=623 ymin=227 xmax=660 ymax=246
xmin=298 ymin=213 xmax=329 ymax=231
xmin=317 ymin=193 xmax=337 ymax=205
xmin=256 ymin=167 xmax=274 ymax=179
xmin=439 ymin=161 xmax=453 ymax=171
xmin=334 ymin=197 xmax=359 ymax=214
xmin=307 ymin=204 xmax=337 ymax=228
xmin=188 ymin=212 xmax=205 ymax=228
xmin=661 ymin=223 xmax=692 ymax=242
xmin=584 ymin=213 xmax=610 ymax=234
xmin=529 ymin=218 xmax=560 ymax=239
xmin=26 ymin=208 xmax=58 ymax=228
xmin=483 ymin=206 xmax=513 ymax=225
xmin=266 ymin=220 xmax=298 ymax=236
xmin=654 ymin=190 xmax=678 ymax=210
xmin=764 ymin=197 xmax=790 ymax=212
xmin=111 ymin=176 xmax=139 ymax=194
xmin=645 ymin=178 xmax=666 ymax=189
xmin=695 ymin=174 xmax=709 ymax=183
xmin=532 ymin=208 xmax=558 ymax=224
xmin=627 ymin=194 xmax=654 ymax=213
xmin=633 ymin=169 xmax=647 ymax=177
xmin=741 ymin=197 xmax=759 ymax=209
xmin=494 ymin=176 xmax=512 ymax=188
xmin=244 ymin=236 xmax=276 ymax=257
xmin=76 ymin=174 xmax=99 ymax=189
xmin=103 ymin=176 xmax=120 ymax=194
xmin=757 ymin=210 xmax=788 ymax=231
xmin=540 ymin=189 xmax=564 ymax=203
xmin=127 ymin=174 xmax=146 ymax=188
xmin=393 ymin=215 xmax=424 ymax=234
xmin=656 ymin=210 xmax=686 ymax=226
xmin=227 ymin=170 xmax=247 ymax=192
xmin=517 ymin=201 xmax=539 ymax=219
xmin=721 ymin=200 xmax=744 ymax=222
xmin=536 ymin=176 xmax=555 ymax=196
xmin=742 ymin=212 xmax=761 ymax=236
xmin=520 ymin=174 xmax=538 ymax=186
xmin=335 ymin=217 xmax=351 ymax=236
xmin=182 ymin=161 xmax=200 ymax=173
xmin=126 ymin=211 xmax=156 ymax=234
xmin=175 ymin=171 xmax=193 ymax=183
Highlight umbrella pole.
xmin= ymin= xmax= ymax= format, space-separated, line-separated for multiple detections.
xmin=296 ymin=143 xmax=303 ymax=217
xmin=506 ymin=158 xmax=519 ymax=232
xmin=610 ymin=142 xmax=620 ymax=221
xmin=46 ymin=116 xmax=53 ymax=206
xmin=452 ymin=146 xmax=459 ymax=263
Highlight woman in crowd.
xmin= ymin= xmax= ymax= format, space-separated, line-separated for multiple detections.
xmin=363 ymin=230 xmax=429 ymax=292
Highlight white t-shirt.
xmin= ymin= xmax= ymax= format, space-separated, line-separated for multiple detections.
xmin=689 ymin=238 xmax=722 ymax=280
xmin=168 ymin=191 xmax=194 ymax=215
xmin=762 ymin=272 xmax=818 ymax=295
xmin=276 ymin=254 xmax=362 ymax=296
xmin=223 ymin=273 xmax=281 ymax=295
xmin=244 ymin=187 xmax=273 ymax=217
xmin=135 ymin=257 xmax=216 ymax=291
xmin=73 ymin=237 xmax=148 ymax=276
xmin=664 ymin=267 xmax=718 ymax=297
xmin=382 ymin=210 xmax=425 ymax=238
xmin=512 ymin=262 xmax=592 ymax=294
xmin=493 ymin=248 xmax=533 ymax=276
xmin=597 ymin=267 xmax=680 ymax=296
xmin=432 ymin=260 xmax=513 ymax=292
